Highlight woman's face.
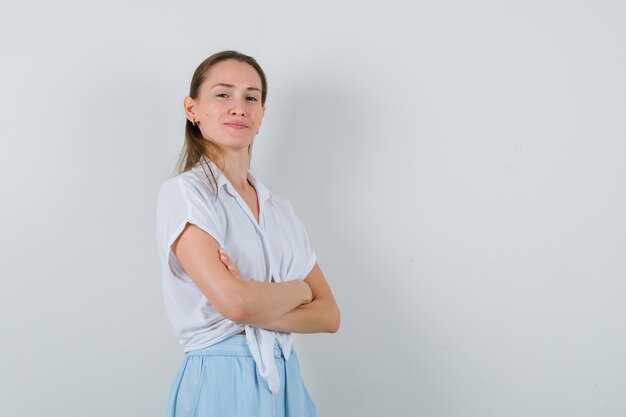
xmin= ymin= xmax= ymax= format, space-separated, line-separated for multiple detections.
xmin=185 ymin=59 xmax=265 ymax=154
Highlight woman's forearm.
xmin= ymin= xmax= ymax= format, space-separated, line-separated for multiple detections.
xmin=236 ymin=279 xmax=312 ymax=326
xmin=254 ymin=297 xmax=340 ymax=334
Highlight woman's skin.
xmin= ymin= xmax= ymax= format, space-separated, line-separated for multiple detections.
xmin=174 ymin=59 xmax=340 ymax=334
xmin=218 ymin=249 xmax=340 ymax=334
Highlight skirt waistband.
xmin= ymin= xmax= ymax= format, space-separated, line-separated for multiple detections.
xmin=185 ymin=334 xmax=285 ymax=359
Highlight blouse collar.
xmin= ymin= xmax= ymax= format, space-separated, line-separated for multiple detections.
xmin=193 ymin=155 xmax=272 ymax=204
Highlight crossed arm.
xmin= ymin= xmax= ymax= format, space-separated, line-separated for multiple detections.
xmin=172 ymin=223 xmax=340 ymax=334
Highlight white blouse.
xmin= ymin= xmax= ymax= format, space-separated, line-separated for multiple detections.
xmin=155 ymin=156 xmax=317 ymax=393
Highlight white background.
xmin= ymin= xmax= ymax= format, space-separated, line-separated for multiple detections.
xmin=1 ymin=1 xmax=625 ymax=416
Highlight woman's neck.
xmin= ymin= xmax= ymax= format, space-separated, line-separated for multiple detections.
xmin=214 ymin=148 xmax=251 ymax=190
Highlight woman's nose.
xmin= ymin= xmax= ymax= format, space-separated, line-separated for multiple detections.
xmin=230 ymin=99 xmax=246 ymax=116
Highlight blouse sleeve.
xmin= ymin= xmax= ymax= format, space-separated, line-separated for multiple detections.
xmin=156 ymin=176 xmax=224 ymax=283
xmin=285 ymin=198 xmax=318 ymax=279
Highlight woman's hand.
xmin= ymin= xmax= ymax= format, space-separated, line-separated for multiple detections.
xmin=218 ymin=248 xmax=244 ymax=280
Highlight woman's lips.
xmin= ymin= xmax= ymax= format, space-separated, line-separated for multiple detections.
xmin=225 ymin=122 xmax=248 ymax=129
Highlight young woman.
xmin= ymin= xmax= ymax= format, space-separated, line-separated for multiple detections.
xmin=156 ymin=50 xmax=340 ymax=417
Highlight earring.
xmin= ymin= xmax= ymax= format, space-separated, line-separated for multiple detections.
xmin=192 ymin=119 xmax=196 ymax=127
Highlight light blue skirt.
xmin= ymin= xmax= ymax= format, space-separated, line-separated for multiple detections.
xmin=165 ymin=334 xmax=318 ymax=417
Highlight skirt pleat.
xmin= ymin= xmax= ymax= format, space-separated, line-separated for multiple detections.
xmin=165 ymin=334 xmax=318 ymax=417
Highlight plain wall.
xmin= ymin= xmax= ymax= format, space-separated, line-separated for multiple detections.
xmin=1 ymin=1 xmax=625 ymax=416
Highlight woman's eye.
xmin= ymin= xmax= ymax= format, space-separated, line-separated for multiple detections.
xmin=247 ymin=96 xmax=258 ymax=101
xmin=216 ymin=93 xmax=229 ymax=98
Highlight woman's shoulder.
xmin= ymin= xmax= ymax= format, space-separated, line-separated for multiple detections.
xmin=157 ymin=168 xmax=220 ymax=213
xmin=159 ymin=167 xmax=214 ymax=196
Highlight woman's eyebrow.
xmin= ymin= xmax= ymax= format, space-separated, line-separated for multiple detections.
xmin=211 ymin=83 xmax=261 ymax=92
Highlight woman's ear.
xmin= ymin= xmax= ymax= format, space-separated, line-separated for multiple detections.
xmin=183 ymin=96 xmax=196 ymax=124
